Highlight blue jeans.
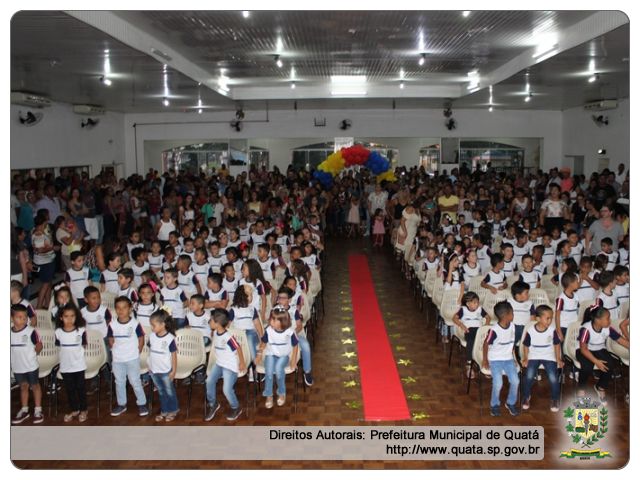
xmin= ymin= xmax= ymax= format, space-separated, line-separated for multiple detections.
xmin=96 ymin=215 xmax=104 ymax=245
xmin=244 ymin=329 xmax=259 ymax=362
xmin=151 ymin=372 xmax=179 ymax=414
xmin=263 ymin=355 xmax=289 ymax=397
xmin=174 ymin=318 xmax=187 ymax=329
xmin=489 ymin=360 xmax=520 ymax=408
xmin=298 ymin=333 xmax=312 ymax=374
xmin=514 ymin=325 xmax=524 ymax=346
xmin=206 ymin=364 xmax=239 ymax=408
xmin=112 ymin=358 xmax=146 ymax=407
xmin=522 ymin=359 xmax=560 ymax=401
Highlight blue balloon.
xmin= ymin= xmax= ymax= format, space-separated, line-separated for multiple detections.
xmin=313 ymin=170 xmax=333 ymax=189
xmin=365 ymin=151 xmax=390 ymax=175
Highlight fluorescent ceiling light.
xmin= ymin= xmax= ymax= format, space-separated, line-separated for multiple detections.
xmin=534 ymin=49 xmax=559 ymax=63
xmin=242 ymin=11 xmax=250 ymax=18
xmin=218 ymin=74 xmax=230 ymax=93
xmin=399 ymin=81 xmax=405 ymax=89
xmin=533 ymin=43 xmax=558 ymax=59
xmin=331 ymin=90 xmax=367 ymax=96
xmin=163 ymin=97 xmax=170 ymax=107
xmin=418 ymin=54 xmax=425 ymax=66
xmin=589 ymin=59 xmax=596 ymax=73
xmin=462 ymin=11 xmax=471 ymax=17
xmin=588 ymin=74 xmax=599 ymax=83
xmin=488 ymin=106 xmax=493 ymax=112
xmin=331 ymin=75 xmax=367 ymax=84
xmin=468 ymin=87 xmax=480 ymax=94
xmin=291 ymin=82 xmax=296 ymax=89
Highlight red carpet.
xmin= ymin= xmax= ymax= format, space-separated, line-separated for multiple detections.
xmin=348 ymin=255 xmax=410 ymax=421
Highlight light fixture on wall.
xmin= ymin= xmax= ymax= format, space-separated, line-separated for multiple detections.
xmin=418 ymin=53 xmax=426 ymax=66
xmin=488 ymin=106 xmax=493 ymax=112
xmin=290 ymin=81 xmax=296 ymax=89
xmin=524 ymin=93 xmax=533 ymax=103
xmin=598 ymin=148 xmax=607 ymax=155
xmin=163 ymin=97 xmax=170 ymax=107
xmin=100 ymin=76 xmax=112 ymax=86
xmin=399 ymin=81 xmax=405 ymax=89
xmin=588 ymin=73 xmax=600 ymax=83
xmin=242 ymin=11 xmax=250 ymax=18
xmin=462 ymin=11 xmax=471 ymax=17
xmin=275 ymin=55 xmax=283 ymax=68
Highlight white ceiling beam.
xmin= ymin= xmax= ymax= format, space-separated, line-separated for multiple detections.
xmin=462 ymin=11 xmax=629 ymax=97
xmin=65 ymin=10 xmax=231 ymax=98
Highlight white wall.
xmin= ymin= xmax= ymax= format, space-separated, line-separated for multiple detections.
xmin=562 ymin=98 xmax=630 ymax=175
xmin=10 ymin=102 xmax=125 ymax=175
xmin=124 ymin=108 xmax=563 ymax=176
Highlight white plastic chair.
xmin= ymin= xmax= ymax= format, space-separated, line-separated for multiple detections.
xmin=467 ymin=275 xmax=484 ymax=295
xmin=174 ymin=329 xmax=206 ymax=417
xmin=506 ymin=274 xmax=520 ymax=287
xmin=101 ymin=291 xmax=116 ymax=312
xmin=37 ymin=330 xmax=60 ymax=416
xmin=440 ymin=289 xmax=460 ymax=337
xmin=467 ymin=325 xmax=493 ymax=411
xmin=35 ymin=309 xmax=54 ymax=331
xmin=529 ymin=288 xmax=552 ymax=308
xmin=482 ymin=292 xmax=511 ymax=324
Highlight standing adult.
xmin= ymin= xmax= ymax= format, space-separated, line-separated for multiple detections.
xmin=395 ymin=201 xmax=421 ymax=264
xmin=367 ymin=182 xmax=389 ymax=233
xmin=539 ymin=184 xmax=569 ymax=234
xmin=437 ymin=183 xmax=460 ymax=224
xmin=585 ymin=204 xmax=625 ymax=256
xmin=34 ymin=185 xmax=62 ymax=222
xmin=31 ymin=215 xmax=56 ymax=309
xmin=615 ymin=163 xmax=628 ymax=185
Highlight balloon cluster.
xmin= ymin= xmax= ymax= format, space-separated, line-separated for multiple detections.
xmin=312 ymin=145 xmax=396 ymax=189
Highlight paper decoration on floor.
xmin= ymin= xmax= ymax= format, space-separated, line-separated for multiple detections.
xmin=387 ymin=320 xmax=397 ymax=326
xmin=401 ymin=376 xmax=417 ymax=384
xmin=397 ymin=359 xmax=413 ymax=366
xmin=389 ymin=333 xmax=401 ymax=338
xmin=341 ymin=315 xmax=352 ymax=320
xmin=407 ymin=394 xmax=423 ymax=400
xmin=342 ymin=352 xmax=357 ymax=358
xmin=395 ymin=345 xmax=406 ymax=351
xmin=341 ymin=306 xmax=353 ymax=312
xmin=345 ymin=401 xmax=362 ymax=409
xmin=341 ymin=326 xmax=352 ymax=333
xmin=341 ymin=338 xmax=355 ymax=345
xmin=342 ymin=364 xmax=359 ymax=372
xmin=412 ymin=412 xmax=429 ymax=420
xmin=343 ymin=380 xmax=358 ymax=388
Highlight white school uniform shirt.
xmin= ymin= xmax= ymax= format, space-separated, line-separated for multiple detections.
xmin=239 ymin=227 xmax=251 ymax=242
xmin=222 ymin=277 xmax=240 ymax=298
xmin=187 ymin=310 xmax=212 ymax=338
xmin=507 ymin=298 xmax=535 ymax=326
xmin=205 ymin=287 xmax=228 ymax=304
xmin=81 ymin=305 xmax=112 ymax=338
xmin=555 ymin=292 xmax=580 ymax=328
xmin=261 ymin=325 xmax=299 ymax=358
xmin=614 ymin=283 xmax=630 ymax=306
xmin=455 ymin=306 xmax=488 ymax=329
xmin=503 ymin=258 xmax=517 ymax=276
xmin=542 ymin=246 xmax=556 ymax=268
xmin=302 ymin=254 xmax=320 ymax=269
xmin=462 ymin=263 xmax=481 ymax=283
xmin=513 ymin=245 xmax=529 ymax=266
xmin=181 ymin=249 xmax=196 ymax=263
xmin=444 ymin=268 xmax=463 ymax=291
xmin=578 ymin=321 xmax=622 ymax=352
xmin=66 ymin=266 xmax=90 ymax=300
xmin=533 ymin=263 xmax=548 ymax=278
xmin=126 ymin=242 xmax=144 ymax=261
xmin=569 ymin=243 xmax=584 ymax=265
xmin=575 ymin=272 xmax=598 ymax=302
xmin=132 ymin=261 xmax=150 ymax=287
xmin=518 ymin=269 xmax=541 ymax=289
xmin=596 ymin=291 xmax=620 ymax=321
xmin=485 ymin=323 xmax=516 ymax=361
xmin=107 ymin=317 xmax=144 ymax=363
xmin=208 ymin=254 xmax=225 ymax=273
xmin=157 ymin=220 xmax=175 ymax=242
xmin=212 ymin=330 xmax=241 ymax=373
xmin=257 ymin=257 xmax=277 ymax=281
xmin=228 ymin=305 xmax=259 ymax=331
xmin=178 ymin=269 xmax=199 ymax=297
xmin=118 ymin=285 xmax=139 ymax=303
xmin=618 ymin=248 xmax=629 ymax=267
xmin=599 ymin=251 xmax=620 ymax=271
xmin=476 ymin=246 xmax=491 ymax=272
xmin=192 ymin=261 xmax=212 ymax=293
xmin=483 ymin=270 xmax=506 ymax=288
xmin=239 ymin=278 xmax=266 ymax=312
xmin=11 ymin=325 xmax=40 ymax=373
xmin=55 ymin=327 xmax=87 ymax=373
xmin=159 ymin=286 xmax=187 ymax=319
xmin=276 ymin=235 xmax=290 ymax=249
xmin=148 ymin=254 xmax=164 ymax=272
xmin=421 ymin=258 xmax=440 ymax=272
xmin=148 ymin=331 xmax=177 ymax=374
xmin=135 ymin=302 xmax=159 ymax=328
xmin=522 ymin=324 xmax=560 ymax=362
xmin=162 ymin=259 xmax=178 ymax=273
xmin=526 ymin=240 xmax=541 ymax=253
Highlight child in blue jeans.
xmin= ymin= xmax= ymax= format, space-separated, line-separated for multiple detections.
xmin=521 ymin=305 xmax=563 ymax=412
xmin=148 ymin=309 xmax=179 ymax=422
xmin=483 ymin=301 xmax=519 ymax=417
xmin=205 ymin=309 xmax=246 ymax=422
xmin=257 ymin=306 xmax=299 ymax=409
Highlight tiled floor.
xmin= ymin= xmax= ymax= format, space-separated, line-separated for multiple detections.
xmin=13 ymin=237 xmax=629 ymax=469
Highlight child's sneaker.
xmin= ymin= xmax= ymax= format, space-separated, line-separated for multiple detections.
xmin=12 ymin=408 xmax=30 ymax=424
xmin=265 ymin=396 xmax=274 ymax=409
xmin=226 ymin=407 xmax=243 ymax=421
xmin=506 ymin=404 xmax=520 ymax=416
xmin=111 ymin=405 xmax=127 ymax=416
xmin=277 ymin=394 xmax=286 ymax=407
xmin=550 ymin=400 xmax=560 ymax=412
xmin=490 ymin=406 xmax=501 ymax=417
xmin=138 ymin=405 xmax=150 ymax=417
xmin=204 ymin=402 xmax=221 ymax=422
xmin=64 ymin=411 xmax=79 ymax=422
xmin=165 ymin=412 xmax=177 ymax=422
xmin=304 ymin=372 xmax=314 ymax=387
xmin=155 ymin=413 xmax=166 ymax=422
xmin=78 ymin=411 xmax=88 ymax=423
xmin=521 ymin=397 xmax=531 ymax=410
xmin=32 ymin=409 xmax=44 ymax=424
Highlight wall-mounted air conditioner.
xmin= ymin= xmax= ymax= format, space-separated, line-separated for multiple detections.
xmin=73 ymin=104 xmax=106 ymax=115
xmin=11 ymin=92 xmax=52 ymax=108
xmin=584 ymin=100 xmax=618 ymax=111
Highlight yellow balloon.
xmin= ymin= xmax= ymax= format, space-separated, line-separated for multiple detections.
xmin=377 ymin=170 xmax=396 ymax=183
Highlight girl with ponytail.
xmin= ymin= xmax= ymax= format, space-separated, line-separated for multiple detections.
xmin=148 ymin=309 xmax=179 ymax=422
